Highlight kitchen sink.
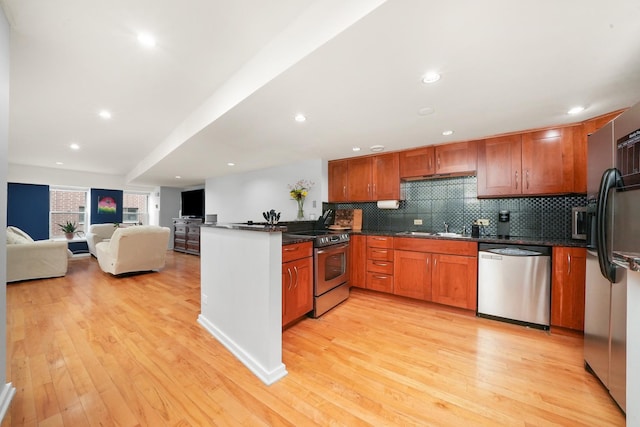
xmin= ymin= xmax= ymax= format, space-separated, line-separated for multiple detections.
xmin=396 ymin=231 xmax=470 ymax=238
xmin=435 ymin=232 xmax=469 ymax=238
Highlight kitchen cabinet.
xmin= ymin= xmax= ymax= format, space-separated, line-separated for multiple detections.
xmin=282 ymin=241 xmax=313 ymax=327
xmin=328 ymin=159 xmax=349 ymax=202
xmin=394 ymin=250 xmax=431 ymax=300
xmin=328 ymin=153 xmax=400 ymax=202
xmin=173 ymin=218 xmax=202 ymax=255
xmin=399 ymin=146 xmax=435 ymax=178
xmin=366 ymin=235 xmax=394 ymax=293
xmin=394 ymin=237 xmax=477 ymax=310
xmin=349 ymin=234 xmax=367 ymax=288
xmin=399 ymin=141 xmax=477 ymax=180
xmin=435 ymin=140 xmax=477 ymax=175
xmin=477 ymin=126 xmax=578 ymax=197
xmin=551 ymin=246 xmax=586 ymax=331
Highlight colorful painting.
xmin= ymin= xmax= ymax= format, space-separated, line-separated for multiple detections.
xmin=97 ymin=196 xmax=117 ymax=214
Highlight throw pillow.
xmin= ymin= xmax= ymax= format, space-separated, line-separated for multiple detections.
xmin=6 ymin=226 xmax=34 ymax=244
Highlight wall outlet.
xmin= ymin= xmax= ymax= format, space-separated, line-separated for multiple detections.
xmin=413 ymin=219 xmax=423 ymax=225
xmin=202 ymin=294 xmax=208 ymax=305
xmin=476 ymin=219 xmax=489 ymax=226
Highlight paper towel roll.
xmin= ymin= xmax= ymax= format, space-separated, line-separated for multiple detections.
xmin=377 ymin=200 xmax=399 ymax=209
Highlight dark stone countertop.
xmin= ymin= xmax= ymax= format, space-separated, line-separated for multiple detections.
xmin=201 ymin=223 xmax=288 ymax=233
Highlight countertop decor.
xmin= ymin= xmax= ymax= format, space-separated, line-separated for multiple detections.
xmin=288 ymin=179 xmax=314 ymax=220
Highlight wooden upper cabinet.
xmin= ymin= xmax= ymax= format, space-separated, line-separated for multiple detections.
xmin=521 ymin=127 xmax=574 ymax=195
xmin=435 ymin=141 xmax=477 ymax=175
xmin=347 ymin=157 xmax=373 ymax=201
xmin=399 ymin=146 xmax=435 ymax=178
xmin=477 ymin=135 xmax=522 ymax=197
xmin=328 ymin=160 xmax=349 ymax=203
xmin=372 ymin=153 xmax=400 ymax=200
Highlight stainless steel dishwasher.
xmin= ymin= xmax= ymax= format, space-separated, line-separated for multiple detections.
xmin=477 ymin=243 xmax=552 ymax=329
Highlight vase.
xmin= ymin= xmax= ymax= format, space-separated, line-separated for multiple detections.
xmin=296 ymin=198 xmax=305 ymax=220
xmin=64 ymin=232 xmax=74 ymax=240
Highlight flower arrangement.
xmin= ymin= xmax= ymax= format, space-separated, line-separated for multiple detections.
xmin=289 ymin=179 xmax=314 ymax=220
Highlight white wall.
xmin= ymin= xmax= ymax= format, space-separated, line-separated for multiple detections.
xmin=8 ymin=163 xmax=154 ymax=192
xmin=159 ymin=186 xmax=182 ymax=248
xmin=205 ymin=159 xmax=328 ymax=223
xmin=0 ymin=5 xmax=15 ymax=416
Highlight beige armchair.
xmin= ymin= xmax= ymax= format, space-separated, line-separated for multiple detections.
xmin=95 ymin=225 xmax=170 ymax=275
xmin=6 ymin=226 xmax=69 ymax=282
xmin=86 ymin=223 xmax=118 ymax=257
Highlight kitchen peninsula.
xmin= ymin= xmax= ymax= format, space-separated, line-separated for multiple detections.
xmin=198 ymin=223 xmax=288 ymax=385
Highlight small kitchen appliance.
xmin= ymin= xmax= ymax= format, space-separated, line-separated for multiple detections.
xmin=497 ymin=210 xmax=510 ymax=238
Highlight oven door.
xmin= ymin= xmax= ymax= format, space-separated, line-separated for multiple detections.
xmin=314 ymin=243 xmax=349 ymax=296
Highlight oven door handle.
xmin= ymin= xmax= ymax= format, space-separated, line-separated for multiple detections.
xmin=316 ymin=243 xmax=349 ymax=254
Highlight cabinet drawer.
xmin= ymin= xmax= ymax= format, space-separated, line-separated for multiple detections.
xmin=187 ymin=242 xmax=200 ymax=252
xmin=174 ymin=239 xmax=187 ymax=250
xmin=366 ymin=272 xmax=394 ymax=293
xmin=188 ymin=226 xmax=200 ymax=235
xmin=367 ymin=246 xmax=394 ymax=261
xmin=282 ymin=241 xmax=313 ymax=263
xmin=367 ymin=259 xmax=394 ymax=274
xmin=175 ymin=225 xmax=187 ymax=234
xmin=366 ymin=235 xmax=393 ymax=248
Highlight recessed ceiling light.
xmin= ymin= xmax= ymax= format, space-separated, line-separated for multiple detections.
xmin=370 ymin=145 xmax=385 ymax=152
xmin=56 ymin=161 xmax=63 ymax=165
xmin=175 ymin=175 xmax=182 ymax=179
xmin=98 ymin=110 xmax=112 ymax=120
xmin=442 ymin=130 xmax=454 ymax=136
xmin=137 ymin=32 xmax=156 ymax=48
xmin=294 ymin=113 xmax=306 ymax=122
xmin=227 ymin=162 xmax=235 ymax=166
xmin=418 ymin=106 xmax=435 ymax=116
xmin=352 ymin=147 xmax=361 ymax=152
xmin=568 ymin=106 xmax=585 ymax=115
xmin=422 ymin=72 xmax=441 ymax=84
xmin=69 ymin=143 xmax=80 ymax=150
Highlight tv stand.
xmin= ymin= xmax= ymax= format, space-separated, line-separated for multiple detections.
xmin=173 ymin=217 xmax=202 ymax=255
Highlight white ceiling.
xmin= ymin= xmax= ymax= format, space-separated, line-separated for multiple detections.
xmin=4 ymin=0 xmax=640 ymax=187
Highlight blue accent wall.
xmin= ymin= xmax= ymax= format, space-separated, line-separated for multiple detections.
xmin=7 ymin=183 xmax=50 ymax=240
xmin=90 ymin=188 xmax=123 ymax=224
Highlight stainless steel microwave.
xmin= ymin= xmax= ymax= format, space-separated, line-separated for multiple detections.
xmin=572 ymin=206 xmax=587 ymax=240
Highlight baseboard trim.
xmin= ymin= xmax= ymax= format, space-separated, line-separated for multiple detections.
xmin=197 ymin=315 xmax=287 ymax=386
xmin=0 ymin=383 xmax=16 ymax=421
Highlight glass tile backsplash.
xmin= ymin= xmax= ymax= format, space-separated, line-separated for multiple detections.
xmin=332 ymin=176 xmax=586 ymax=240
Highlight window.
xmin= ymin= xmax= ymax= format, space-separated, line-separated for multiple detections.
xmin=123 ymin=192 xmax=149 ymax=224
xmin=50 ymin=188 xmax=89 ymax=238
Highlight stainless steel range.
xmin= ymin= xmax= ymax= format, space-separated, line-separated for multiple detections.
xmin=285 ymin=231 xmax=350 ymax=317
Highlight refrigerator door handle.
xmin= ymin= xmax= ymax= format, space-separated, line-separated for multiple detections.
xmin=596 ymin=167 xmax=623 ymax=283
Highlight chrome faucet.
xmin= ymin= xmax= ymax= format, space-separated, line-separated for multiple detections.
xmin=443 ymin=222 xmax=449 ymax=233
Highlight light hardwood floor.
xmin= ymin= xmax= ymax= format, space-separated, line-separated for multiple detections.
xmin=4 ymin=252 xmax=625 ymax=426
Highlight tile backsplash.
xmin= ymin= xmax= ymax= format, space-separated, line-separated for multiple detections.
xmin=332 ymin=176 xmax=586 ymax=240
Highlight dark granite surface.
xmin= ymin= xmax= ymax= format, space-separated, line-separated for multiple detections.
xmin=201 ymin=223 xmax=288 ymax=233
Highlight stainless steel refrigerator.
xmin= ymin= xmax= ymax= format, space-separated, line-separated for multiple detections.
xmin=585 ymin=101 xmax=640 ymax=414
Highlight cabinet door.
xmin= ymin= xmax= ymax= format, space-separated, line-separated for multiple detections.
xmin=521 ymin=127 xmax=574 ymax=195
xmin=431 ymin=254 xmax=477 ymax=310
xmin=349 ymin=235 xmax=367 ymax=288
xmin=399 ymin=147 xmax=434 ymax=178
xmin=477 ymin=135 xmax=522 ymax=197
xmin=328 ymin=160 xmax=349 ymax=202
xmin=435 ymin=141 xmax=478 ymax=175
xmin=372 ymin=153 xmax=400 ymax=200
xmin=394 ymin=250 xmax=431 ymax=300
xmin=348 ymin=157 xmax=372 ymax=201
xmin=282 ymin=257 xmax=313 ymax=326
xmin=551 ymin=247 xmax=586 ymax=331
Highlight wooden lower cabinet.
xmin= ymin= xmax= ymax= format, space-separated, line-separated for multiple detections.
xmin=282 ymin=242 xmax=313 ymax=327
xmin=394 ymin=250 xmax=431 ymax=300
xmin=349 ymin=234 xmax=367 ymax=288
xmin=551 ymin=246 xmax=586 ymax=331
xmin=365 ymin=235 xmax=394 ymax=292
xmin=431 ymin=254 xmax=478 ymax=310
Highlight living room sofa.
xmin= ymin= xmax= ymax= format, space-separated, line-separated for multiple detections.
xmin=95 ymin=225 xmax=170 ymax=275
xmin=86 ymin=223 xmax=118 ymax=257
xmin=6 ymin=226 xmax=69 ymax=282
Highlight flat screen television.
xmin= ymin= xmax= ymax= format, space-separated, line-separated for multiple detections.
xmin=181 ymin=189 xmax=204 ymax=218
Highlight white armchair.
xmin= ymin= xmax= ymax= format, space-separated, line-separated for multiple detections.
xmin=95 ymin=225 xmax=171 ymax=275
xmin=86 ymin=223 xmax=118 ymax=257
xmin=6 ymin=226 xmax=69 ymax=282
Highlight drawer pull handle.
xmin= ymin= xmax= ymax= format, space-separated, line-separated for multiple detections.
xmin=284 ymin=247 xmax=299 ymax=252
xmin=374 ymin=275 xmax=388 ymax=280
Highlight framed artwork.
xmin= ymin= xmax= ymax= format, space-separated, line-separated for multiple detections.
xmin=97 ymin=196 xmax=117 ymax=214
